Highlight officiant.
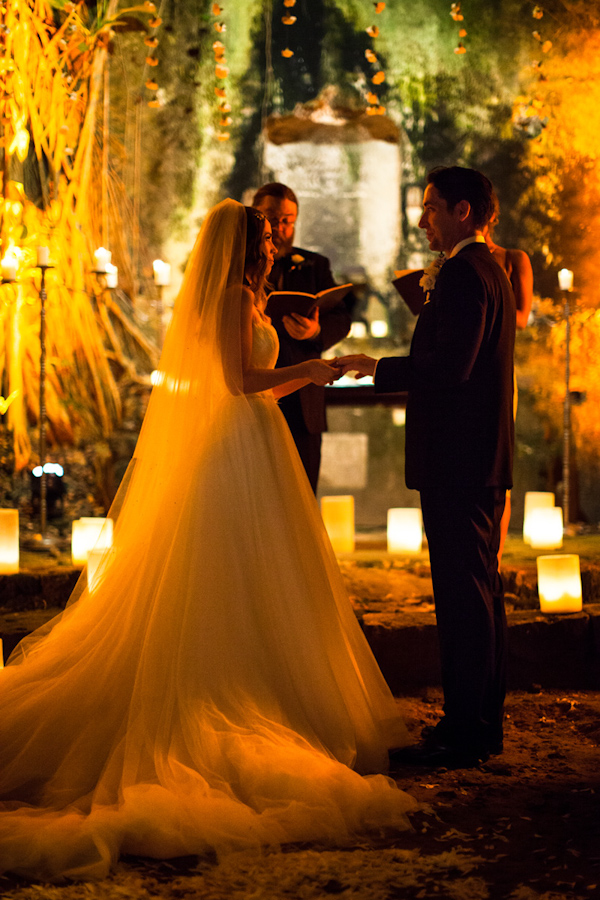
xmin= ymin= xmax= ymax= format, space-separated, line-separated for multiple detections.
xmin=252 ymin=182 xmax=352 ymax=492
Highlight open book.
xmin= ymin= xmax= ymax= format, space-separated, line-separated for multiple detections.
xmin=265 ymin=283 xmax=353 ymax=326
xmin=392 ymin=269 xmax=426 ymax=315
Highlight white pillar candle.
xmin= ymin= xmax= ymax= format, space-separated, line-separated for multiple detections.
xmin=71 ymin=517 xmax=113 ymax=566
xmin=0 ymin=509 xmax=19 ymax=574
xmin=387 ymin=508 xmax=422 ymax=553
xmin=36 ymin=246 xmax=50 ymax=267
xmin=537 ymin=554 xmax=582 ymax=614
xmin=153 ymin=259 xmax=171 ymax=286
xmin=523 ymin=492 xmax=555 ymax=544
xmin=528 ymin=506 xmax=563 ymax=550
xmin=558 ymin=268 xmax=574 ymax=291
xmin=1 ymin=256 xmax=17 ymax=281
xmin=321 ymin=495 xmax=355 ymax=554
xmin=93 ymin=247 xmax=112 ymax=273
xmin=105 ymin=262 xmax=118 ymax=288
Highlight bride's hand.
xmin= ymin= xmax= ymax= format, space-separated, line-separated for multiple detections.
xmin=302 ymin=359 xmax=342 ymax=386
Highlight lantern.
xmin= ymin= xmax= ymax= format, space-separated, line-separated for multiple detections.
xmin=528 ymin=506 xmax=563 ymax=550
xmin=71 ymin=517 xmax=113 ymax=567
xmin=537 ymin=554 xmax=582 ymax=614
xmin=0 ymin=510 xmax=19 ymax=573
xmin=387 ymin=508 xmax=422 ymax=553
xmin=523 ymin=492 xmax=555 ymax=544
xmin=321 ymin=495 xmax=354 ymax=554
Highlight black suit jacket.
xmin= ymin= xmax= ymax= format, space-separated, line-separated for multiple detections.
xmin=375 ymin=242 xmax=515 ymax=490
xmin=271 ymin=247 xmax=351 ymax=434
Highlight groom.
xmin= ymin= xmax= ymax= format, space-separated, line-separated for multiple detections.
xmin=337 ymin=166 xmax=516 ymax=767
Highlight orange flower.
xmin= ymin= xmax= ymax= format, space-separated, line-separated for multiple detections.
xmin=372 ymin=71 xmax=385 ymax=85
xmin=284 ymin=0 xmax=297 ymax=5
xmin=374 ymin=2 xmax=385 ymax=12
xmin=213 ymin=40 xmax=226 ymax=57
xmin=212 ymin=3 xmax=222 ymax=14
xmin=149 ymin=17 xmax=162 ymax=27
xmin=146 ymin=56 xmax=158 ymax=66
xmin=542 ymin=40 xmax=552 ymax=53
xmin=459 ymin=28 xmax=467 ymax=37
xmin=215 ymin=63 xmax=229 ymax=78
xmin=148 ymin=99 xmax=161 ymax=108
xmin=366 ymin=91 xmax=378 ymax=104
xmin=533 ymin=5 xmax=543 ymax=18
xmin=145 ymin=80 xmax=158 ymax=90
xmin=282 ymin=15 xmax=297 ymax=24
xmin=219 ymin=116 xmax=232 ymax=127
xmin=219 ymin=102 xmax=232 ymax=112
xmin=143 ymin=2 xmax=157 ymax=10
xmin=366 ymin=25 xmax=379 ymax=38
xmin=454 ymin=43 xmax=466 ymax=54
xmin=216 ymin=132 xmax=230 ymax=141
xmin=214 ymin=22 xmax=226 ymax=32
xmin=365 ymin=49 xmax=377 ymax=63
xmin=144 ymin=36 xmax=159 ymax=47
xmin=281 ymin=47 xmax=294 ymax=58
xmin=215 ymin=87 xmax=227 ymax=97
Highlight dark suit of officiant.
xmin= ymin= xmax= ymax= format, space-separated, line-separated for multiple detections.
xmin=375 ymin=241 xmax=515 ymax=754
xmin=270 ymin=247 xmax=352 ymax=492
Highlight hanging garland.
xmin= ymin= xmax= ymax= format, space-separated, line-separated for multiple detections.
xmin=512 ymin=5 xmax=552 ymax=142
xmin=144 ymin=2 xmax=164 ymax=107
xmin=365 ymin=2 xmax=386 ymax=116
xmin=450 ymin=3 xmax=467 ymax=55
xmin=280 ymin=0 xmax=296 ymax=59
xmin=211 ymin=3 xmax=231 ymax=141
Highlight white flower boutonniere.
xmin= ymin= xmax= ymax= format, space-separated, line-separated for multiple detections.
xmin=419 ymin=253 xmax=446 ymax=293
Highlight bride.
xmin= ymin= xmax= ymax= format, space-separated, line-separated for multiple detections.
xmin=0 ymin=199 xmax=415 ymax=881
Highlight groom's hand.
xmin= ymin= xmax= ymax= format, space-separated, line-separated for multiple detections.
xmin=333 ymin=354 xmax=377 ymax=378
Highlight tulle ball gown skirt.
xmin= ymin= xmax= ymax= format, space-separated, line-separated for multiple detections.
xmin=0 ymin=392 xmax=415 ymax=881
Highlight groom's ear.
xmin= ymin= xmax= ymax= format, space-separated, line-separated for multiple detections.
xmin=454 ymin=199 xmax=471 ymax=222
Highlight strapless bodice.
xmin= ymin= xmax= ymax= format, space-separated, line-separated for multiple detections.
xmin=250 ymin=313 xmax=279 ymax=369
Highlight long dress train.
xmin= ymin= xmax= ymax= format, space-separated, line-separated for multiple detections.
xmin=0 ymin=211 xmax=415 ymax=882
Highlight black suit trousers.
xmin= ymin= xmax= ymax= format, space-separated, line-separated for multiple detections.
xmin=420 ymin=486 xmax=507 ymax=751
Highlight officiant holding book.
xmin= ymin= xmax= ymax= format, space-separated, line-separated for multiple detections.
xmin=253 ymin=182 xmax=352 ymax=492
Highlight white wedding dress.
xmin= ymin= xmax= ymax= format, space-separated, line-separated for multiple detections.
xmin=0 ymin=204 xmax=415 ymax=882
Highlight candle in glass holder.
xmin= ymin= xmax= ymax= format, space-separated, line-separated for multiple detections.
xmin=0 ymin=509 xmax=19 ymax=574
xmin=537 ymin=554 xmax=582 ymax=614
xmin=153 ymin=259 xmax=171 ymax=286
xmin=523 ymin=492 xmax=555 ymax=544
xmin=528 ymin=506 xmax=563 ymax=550
xmin=321 ymin=495 xmax=354 ymax=554
xmin=36 ymin=246 xmax=50 ymax=267
xmin=387 ymin=508 xmax=422 ymax=553
xmin=94 ymin=247 xmax=112 ymax=273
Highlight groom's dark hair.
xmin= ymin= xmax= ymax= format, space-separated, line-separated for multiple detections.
xmin=252 ymin=182 xmax=299 ymax=209
xmin=427 ymin=166 xmax=495 ymax=229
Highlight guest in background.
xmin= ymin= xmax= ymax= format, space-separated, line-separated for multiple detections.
xmin=484 ymin=198 xmax=534 ymax=561
xmin=252 ymin=182 xmax=352 ymax=492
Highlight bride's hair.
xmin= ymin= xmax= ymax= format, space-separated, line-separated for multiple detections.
xmin=244 ymin=206 xmax=269 ymax=306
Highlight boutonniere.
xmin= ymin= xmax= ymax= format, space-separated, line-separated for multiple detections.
xmin=289 ymin=253 xmax=311 ymax=271
xmin=419 ymin=253 xmax=446 ymax=293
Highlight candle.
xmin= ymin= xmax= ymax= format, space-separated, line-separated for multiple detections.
xmin=71 ymin=517 xmax=113 ymax=566
xmin=153 ymin=259 xmax=171 ymax=286
xmin=537 ymin=554 xmax=582 ymax=614
xmin=523 ymin=492 xmax=555 ymax=545
xmin=36 ymin=246 xmax=50 ymax=267
xmin=0 ymin=509 xmax=19 ymax=574
xmin=105 ymin=263 xmax=118 ymax=289
xmin=558 ymin=268 xmax=574 ymax=291
xmin=1 ymin=256 xmax=17 ymax=281
xmin=387 ymin=508 xmax=423 ymax=553
xmin=321 ymin=495 xmax=355 ymax=554
xmin=94 ymin=247 xmax=112 ymax=273
xmin=528 ymin=507 xmax=563 ymax=550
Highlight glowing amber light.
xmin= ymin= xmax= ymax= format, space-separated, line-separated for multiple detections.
xmin=523 ymin=492 xmax=555 ymax=544
xmin=387 ymin=508 xmax=422 ymax=553
xmin=372 ymin=71 xmax=385 ymax=84
xmin=281 ymin=48 xmax=294 ymax=58
xmin=537 ymin=555 xmax=582 ymax=614
xmin=282 ymin=15 xmax=297 ymax=24
xmin=0 ymin=509 xmax=19 ymax=574
xmin=528 ymin=507 xmax=563 ymax=550
xmin=71 ymin=517 xmax=113 ymax=567
xmin=321 ymin=496 xmax=354 ymax=554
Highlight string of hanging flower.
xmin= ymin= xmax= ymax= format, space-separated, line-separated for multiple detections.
xmin=450 ymin=3 xmax=467 ymax=55
xmin=513 ymin=5 xmax=552 ymax=141
xmin=144 ymin=2 xmax=164 ymax=108
xmin=280 ymin=0 xmax=296 ymax=59
xmin=365 ymin=2 xmax=386 ymax=116
xmin=211 ymin=3 xmax=231 ymax=141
